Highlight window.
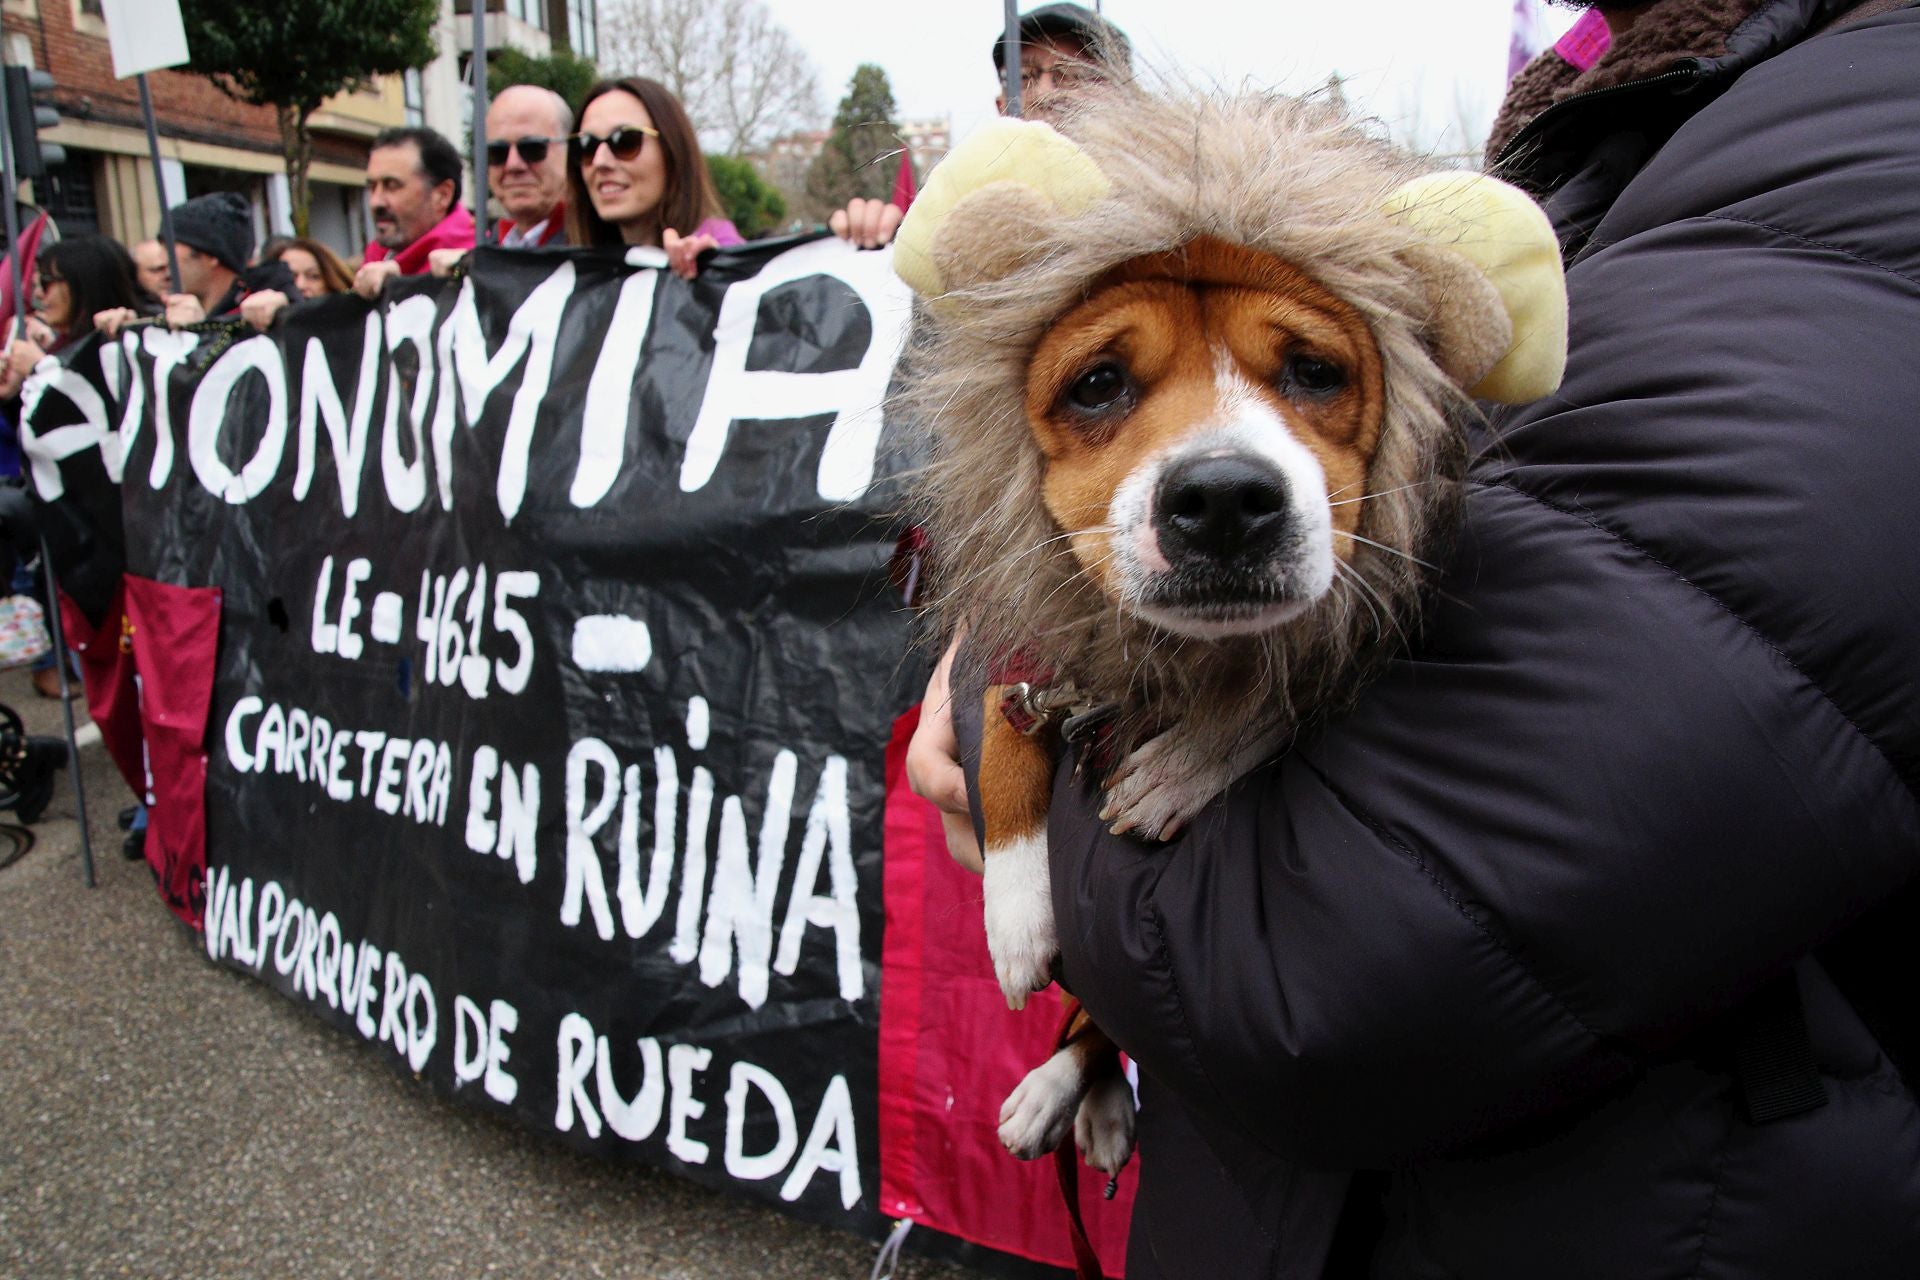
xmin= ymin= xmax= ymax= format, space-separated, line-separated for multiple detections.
xmin=403 ymin=69 xmax=425 ymax=127
xmin=568 ymin=0 xmax=597 ymax=59
xmin=32 ymin=151 xmax=96 ymax=239
xmin=507 ymin=0 xmax=545 ymax=30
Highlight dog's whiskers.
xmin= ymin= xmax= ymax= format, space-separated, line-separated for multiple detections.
xmin=1332 ymin=561 xmax=1386 ymax=639
xmin=1332 ymin=530 xmax=1441 ymax=572
xmin=1335 ymin=559 xmax=1406 ymax=648
xmin=1327 ymin=481 xmax=1432 ymax=508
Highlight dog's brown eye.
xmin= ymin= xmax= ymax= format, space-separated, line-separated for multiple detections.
xmin=1282 ymin=352 xmax=1347 ymax=396
xmin=1064 ymin=361 xmax=1132 ymax=414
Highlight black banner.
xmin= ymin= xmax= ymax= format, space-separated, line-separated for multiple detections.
xmin=32 ymin=235 xmax=929 ymax=1231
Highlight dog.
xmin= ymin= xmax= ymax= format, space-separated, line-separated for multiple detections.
xmin=893 ymin=88 xmax=1566 ymax=1182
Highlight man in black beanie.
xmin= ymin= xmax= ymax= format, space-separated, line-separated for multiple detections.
xmin=97 ymin=191 xmax=293 ymax=335
xmin=164 ymin=191 xmax=251 ymax=320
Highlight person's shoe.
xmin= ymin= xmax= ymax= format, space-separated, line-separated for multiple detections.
xmin=30 ymin=666 xmax=67 ymax=699
xmin=117 ymin=804 xmax=139 ymax=831
xmin=122 ymin=826 xmax=145 ymax=862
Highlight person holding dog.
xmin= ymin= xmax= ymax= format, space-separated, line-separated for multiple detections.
xmin=908 ymin=0 xmax=1920 ymax=1274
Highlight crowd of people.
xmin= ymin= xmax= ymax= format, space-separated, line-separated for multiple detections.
xmin=0 ymin=0 xmax=1915 ymax=1275
xmin=0 ymin=2 xmax=1130 ymax=359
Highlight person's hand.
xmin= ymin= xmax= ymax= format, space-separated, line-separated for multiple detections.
xmin=240 ymin=289 xmax=290 ymax=333
xmin=21 ymin=316 xmax=54 ymax=348
xmin=829 ymin=198 xmax=904 ymax=249
xmin=662 ymin=227 xmax=720 ymax=280
xmin=93 ymin=307 xmax=138 ymax=339
xmin=428 ymin=248 xmax=469 ymax=278
xmin=906 ymin=633 xmax=983 ymax=874
xmin=353 ymin=259 xmax=402 ymax=301
xmin=0 ymin=337 xmax=40 ymax=399
xmin=7 ymin=337 xmax=46 ymax=380
xmin=163 ymin=293 xmax=205 ymax=329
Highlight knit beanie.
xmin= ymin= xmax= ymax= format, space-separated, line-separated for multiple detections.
xmin=166 ymin=191 xmax=254 ymax=273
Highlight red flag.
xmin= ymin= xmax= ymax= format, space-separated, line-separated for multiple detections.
xmin=71 ymin=575 xmax=224 ymax=928
xmin=890 ymin=149 xmax=917 ymax=214
xmin=876 ymin=704 xmax=1137 ymax=1274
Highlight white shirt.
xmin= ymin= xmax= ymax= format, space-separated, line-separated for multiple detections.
xmin=501 ymin=215 xmax=555 ymax=248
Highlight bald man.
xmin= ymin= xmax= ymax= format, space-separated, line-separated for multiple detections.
xmin=130 ymin=238 xmax=171 ymax=299
xmin=487 ymin=84 xmax=571 ymax=247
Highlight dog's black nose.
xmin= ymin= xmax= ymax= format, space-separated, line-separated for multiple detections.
xmin=1154 ymin=454 xmax=1291 ymax=561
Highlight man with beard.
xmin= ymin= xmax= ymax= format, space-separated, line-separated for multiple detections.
xmin=911 ymin=0 xmax=1920 ymax=1274
xmin=353 ymin=126 xmax=476 ymax=299
xmin=94 ymin=193 xmax=294 ymax=334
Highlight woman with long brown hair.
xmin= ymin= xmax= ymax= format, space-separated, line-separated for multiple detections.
xmin=266 ymin=236 xmax=354 ymax=298
xmin=565 ymin=77 xmax=741 ymax=279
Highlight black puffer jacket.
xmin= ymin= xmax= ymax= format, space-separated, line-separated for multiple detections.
xmin=1033 ymin=2 xmax=1920 ymax=1275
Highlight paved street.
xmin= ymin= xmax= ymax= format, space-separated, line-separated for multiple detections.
xmin=0 ymin=667 xmax=987 ymax=1280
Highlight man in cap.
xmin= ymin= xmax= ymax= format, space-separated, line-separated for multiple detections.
xmin=832 ymin=2 xmax=1131 ymax=247
xmin=95 ymin=192 xmax=293 ymax=335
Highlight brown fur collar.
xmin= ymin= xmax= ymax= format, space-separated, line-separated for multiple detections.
xmin=1486 ymin=0 xmax=1769 ymax=161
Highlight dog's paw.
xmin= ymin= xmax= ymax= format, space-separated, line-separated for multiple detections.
xmin=1099 ymin=733 xmax=1226 ymax=841
xmin=1074 ymin=1068 xmax=1137 ymax=1180
xmin=1100 ymin=725 xmax=1283 ymax=841
xmin=999 ymin=1050 xmax=1086 ymax=1161
xmin=982 ymin=832 xmax=1058 ymax=1010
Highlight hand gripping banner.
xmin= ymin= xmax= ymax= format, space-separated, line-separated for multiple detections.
xmin=21 ymin=237 xmax=1136 ymax=1273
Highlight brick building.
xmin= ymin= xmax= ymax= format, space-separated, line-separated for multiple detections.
xmin=1 ymin=0 xmax=407 ymax=258
xmin=0 ymin=0 xmax=601 ymax=261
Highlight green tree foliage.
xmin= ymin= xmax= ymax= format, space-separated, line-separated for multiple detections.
xmin=803 ymin=64 xmax=900 ymax=222
xmin=178 ymin=0 xmax=439 ymax=237
xmin=486 ymin=47 xmax=600 ymax=112
xmin=705 ymin=153 xmax=787 ymax=239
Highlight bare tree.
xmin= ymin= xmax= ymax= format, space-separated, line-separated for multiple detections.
xmin=599 ymin=0 xmax=822 ymax=157
xmin=1383 ymin=74 xmax=1496 ymax=169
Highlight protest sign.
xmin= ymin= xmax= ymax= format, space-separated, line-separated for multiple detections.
xmin=23 ymin=236 xmax=1137 ymax=1271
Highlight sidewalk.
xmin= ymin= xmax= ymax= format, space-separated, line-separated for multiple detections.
xmin=0 ymin=665 xmax=982 ymax=1280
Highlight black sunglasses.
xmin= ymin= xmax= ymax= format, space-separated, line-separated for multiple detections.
xmin=570 ymin=124 xmax=660 ymax=165
xmin=486 ymin=136 xmax=561 ymax=166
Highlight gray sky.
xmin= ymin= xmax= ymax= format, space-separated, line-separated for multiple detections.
xmin=761 ymin=1 xmax=1579 ymax=158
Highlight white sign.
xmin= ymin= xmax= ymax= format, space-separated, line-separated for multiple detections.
xmin=100 ymin=0 xmax=191 ymax=80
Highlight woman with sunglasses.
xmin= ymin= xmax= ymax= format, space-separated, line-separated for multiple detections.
xmin=0 ymin=235 xmax=149 ymax=399
xmin=565 ymin=77 xmax=742 ymax=279
xmin=0 ymin=236 xmax=148 ymax=696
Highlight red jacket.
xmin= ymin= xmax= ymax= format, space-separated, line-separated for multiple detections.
xmin=362 ymin=205 xmax=477 ymax=275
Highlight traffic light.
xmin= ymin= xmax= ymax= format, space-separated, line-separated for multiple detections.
xmin=3 ymin=67 xmax=64 ymax=179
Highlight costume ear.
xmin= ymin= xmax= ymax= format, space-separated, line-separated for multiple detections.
xmin=1382 ymin=172 xmax=1567 ymax=404
xmin=894 ymin=117 xmax=1111 ymax=299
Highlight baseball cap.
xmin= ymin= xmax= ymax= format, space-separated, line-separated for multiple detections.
xmin=991 ymin=3 xmax=1133 ymax=74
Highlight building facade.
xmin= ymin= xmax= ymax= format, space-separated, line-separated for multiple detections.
xmin=0 ymin=0 xmax=600 ymax=261
xmin=1 ymin=0 xmax=406 ymax=257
